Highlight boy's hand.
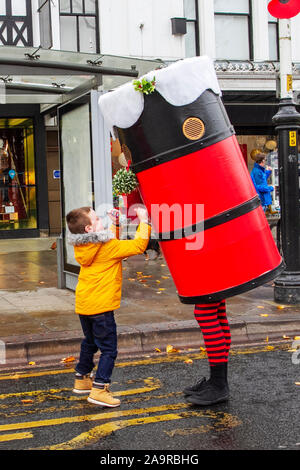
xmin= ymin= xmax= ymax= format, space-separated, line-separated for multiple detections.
xmin=107 ymin=209 xmax=120 ymax=224
xmin=135 ymin=207 xmax=149 ymax=224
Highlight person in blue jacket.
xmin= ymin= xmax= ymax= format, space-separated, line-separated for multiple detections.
xmin=251 ymin=153 xmax=274 ymax=212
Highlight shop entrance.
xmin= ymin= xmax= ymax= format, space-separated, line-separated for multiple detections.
xmin=0 ymin=117 xmax=37 ymax=231
xmin=0 ymin=46 xmax=160 ymax=242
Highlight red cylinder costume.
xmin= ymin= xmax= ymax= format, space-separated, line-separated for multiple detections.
xmin=99 ymin=57 xmax=283 ymax=304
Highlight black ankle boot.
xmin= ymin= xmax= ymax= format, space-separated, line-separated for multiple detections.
xmin=183 ymin=377 xmax=206 ymax=396
xmin=186 ymin=363 xmax=229 ymax=406
xmin=209 ymin=363 xmax=228 ymax=389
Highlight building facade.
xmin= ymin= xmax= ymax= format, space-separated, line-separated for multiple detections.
xmin=0 ymin=0 xmax=299 ymax=238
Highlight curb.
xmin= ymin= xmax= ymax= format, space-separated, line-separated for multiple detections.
xmin=1 ymin=317 xmax=300 ymax=368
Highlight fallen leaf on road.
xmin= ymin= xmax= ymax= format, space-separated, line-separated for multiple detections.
xmin=184 ymin=359 xmax=193 ymax=364
xmin=161 ymin=276 xmax=169 ymax=279
xmin=294 ymin=336 xmax=300 ymax=340
xmin=60 ymin=356 xmax=75 ymax=363
xmin=160 ymin=264 xmax=166 ymax=267
xmin=39 ymin=281 xmax=45 ymax=284
xmin=28 ymin=362 xmax=36 ymax=366
xmin=156 ymin=280 xmax=161 ymax=283
xmin=265 ymin=336 xmax=269 ymax=343
xmin=158 ymin=288 xmax=166 ymax=291
xmin=260 ymin=314 xmax=269 ymax=317
xmin=257 ymin=306 xmax=265 ymax=309
xmin=128 ymin=278 xmax=135 ymax=281
xmin=136 ymin=272 xmax=142 ymax=275
xmin=277 ymin=305 xmax=286 ymax=310
xmin=51 ymin=242 xmax=57 ymax=250
xmin=21 ymin=399 xmax=33 ymax=404
xmin=200 ymin=347 xmax=206 ymax=352
xmin=166 ymin=345 xmax=179 ymax=354
xmin=283 ymin=335 xmax=290 ymax=339
xmin=154 ymin=348 xmax=161 ymax=353
xmin=266 ymin=345 xmax=274 ymax=351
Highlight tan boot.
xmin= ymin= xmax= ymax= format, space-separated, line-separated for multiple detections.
xmin=87 ymin=384 xmax=120 ymax=407
xmin=73 ymin=374 xmax=93 ymax=394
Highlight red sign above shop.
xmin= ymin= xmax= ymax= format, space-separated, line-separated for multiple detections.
xmin=268 ymin=0 xmax=300 ymax=19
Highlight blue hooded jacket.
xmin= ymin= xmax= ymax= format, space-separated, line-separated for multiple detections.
xmin=251 ymin=162 xmax=274 ymax=207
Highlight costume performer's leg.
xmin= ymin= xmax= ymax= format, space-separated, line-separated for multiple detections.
xmin=194 ymin=301 xmax=228 ymax=365
xmin=184 ymin=300 xmax=230 ymax=405
xmin=216 ymin=300 xmax=231 ymax=361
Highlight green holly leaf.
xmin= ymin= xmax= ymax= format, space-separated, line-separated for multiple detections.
xmin=133 ymin=76 xmax=156 ymax=95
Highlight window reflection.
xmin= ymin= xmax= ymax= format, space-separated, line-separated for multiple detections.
xmin=59 ymin=0 xmax=99 ymax=53
xmin=0 ymin=118 xmax=37 ymax=231
xmin=214 ymin=0 xmax=251 ymax=60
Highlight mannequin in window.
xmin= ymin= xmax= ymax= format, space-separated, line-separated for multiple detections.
xmin=0 ymin=139 xmax=10 ymax=205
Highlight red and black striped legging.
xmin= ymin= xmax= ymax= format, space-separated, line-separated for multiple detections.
xmin=194 ymin=300 xmax=231 ymax=366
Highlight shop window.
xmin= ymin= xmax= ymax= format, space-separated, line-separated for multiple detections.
xmin=59 ymin=0 xmax=99 ymax=53
xmin=184 ymin=0 xmax=199 ymax=57
xmin=38 ymin=0 xmax=52 ymax=49
xmin=214 ymin=0 xmax=252 ymax=60
xmin=0 ymin=0 xmax=33 ymax=46
xmin=268 ymin=12 xmax=279 ymax=61
xmin=236 ymin=134 xmax=279 ymax=210
xmin=0 ymin=118 xmax=37 ymax=230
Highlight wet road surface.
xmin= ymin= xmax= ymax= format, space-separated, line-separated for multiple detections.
xmin=0 ymin=345 xmax=299 ymax=451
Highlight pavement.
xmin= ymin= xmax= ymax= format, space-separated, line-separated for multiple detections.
xmin=0 ymin=236 xmax=300 ymax=369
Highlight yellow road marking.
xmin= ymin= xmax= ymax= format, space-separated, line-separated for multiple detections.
xmin=36 ymin=409 xmax=241 ymax=451
xmin=0 ymin=391 xmax=181 ymax=420
xmin=0 ymin=346 xmax=280 ymax=381
xmin=39 ymin=413 xmax=192 ymax=450
xmin=164 ymin=414 xmax=243 ymax=437
xmin=0 ymin=369 xmax=75 ymax=381
xmin=0 ymin=402 xmax=190 ymax=433
xmin=0 ymin=377 xmax=161 ymax=401
xmin=0 ymin=432 xmax=33 ymax=442
xmin=0 ymin=388 xmax=70 ymax=400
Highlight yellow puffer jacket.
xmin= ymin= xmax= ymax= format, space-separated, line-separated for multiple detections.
xmin=68 ymin=222 xmax=151 ymax=315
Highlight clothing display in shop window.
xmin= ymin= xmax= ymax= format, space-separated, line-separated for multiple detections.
xmin=0 ymin=139 xmax=10 ymax=204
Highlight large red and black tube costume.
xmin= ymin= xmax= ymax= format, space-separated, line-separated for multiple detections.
xmin=99 ymin=57 xmax=283 ymax=304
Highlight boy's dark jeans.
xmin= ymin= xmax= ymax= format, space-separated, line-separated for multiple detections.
xmin=76 ymin=311 xmax=118 ymax=384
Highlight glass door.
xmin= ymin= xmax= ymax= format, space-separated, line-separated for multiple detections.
xmin=59 ymin=94 xmax=94 ymax=274
xmin=0 ymin=118 xmax=37 ymax=231
xmin=58 ymin=91 xmax=112 ymax=289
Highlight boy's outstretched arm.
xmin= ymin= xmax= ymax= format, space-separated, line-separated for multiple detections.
xmin=108 ymin=208 xmax=151 ymax=259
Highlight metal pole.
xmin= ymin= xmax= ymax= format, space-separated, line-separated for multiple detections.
xmin=273 ymin=18 xmax=300 ymax=304
xmin=0 ymin=57 xmax=139 ymax=77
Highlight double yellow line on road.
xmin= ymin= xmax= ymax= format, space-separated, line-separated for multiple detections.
xmin=0 ymin=346 xmax=275 ymax=449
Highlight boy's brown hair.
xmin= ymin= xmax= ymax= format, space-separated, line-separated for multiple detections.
xmin=255 ymin=153 xmax=266 ymax=164
xmin=66 ymin=207 xmax=92 ymax=234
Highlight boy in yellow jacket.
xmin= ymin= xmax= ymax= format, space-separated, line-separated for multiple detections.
xmin=66 ymin=205 xmax=151 ymax=407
